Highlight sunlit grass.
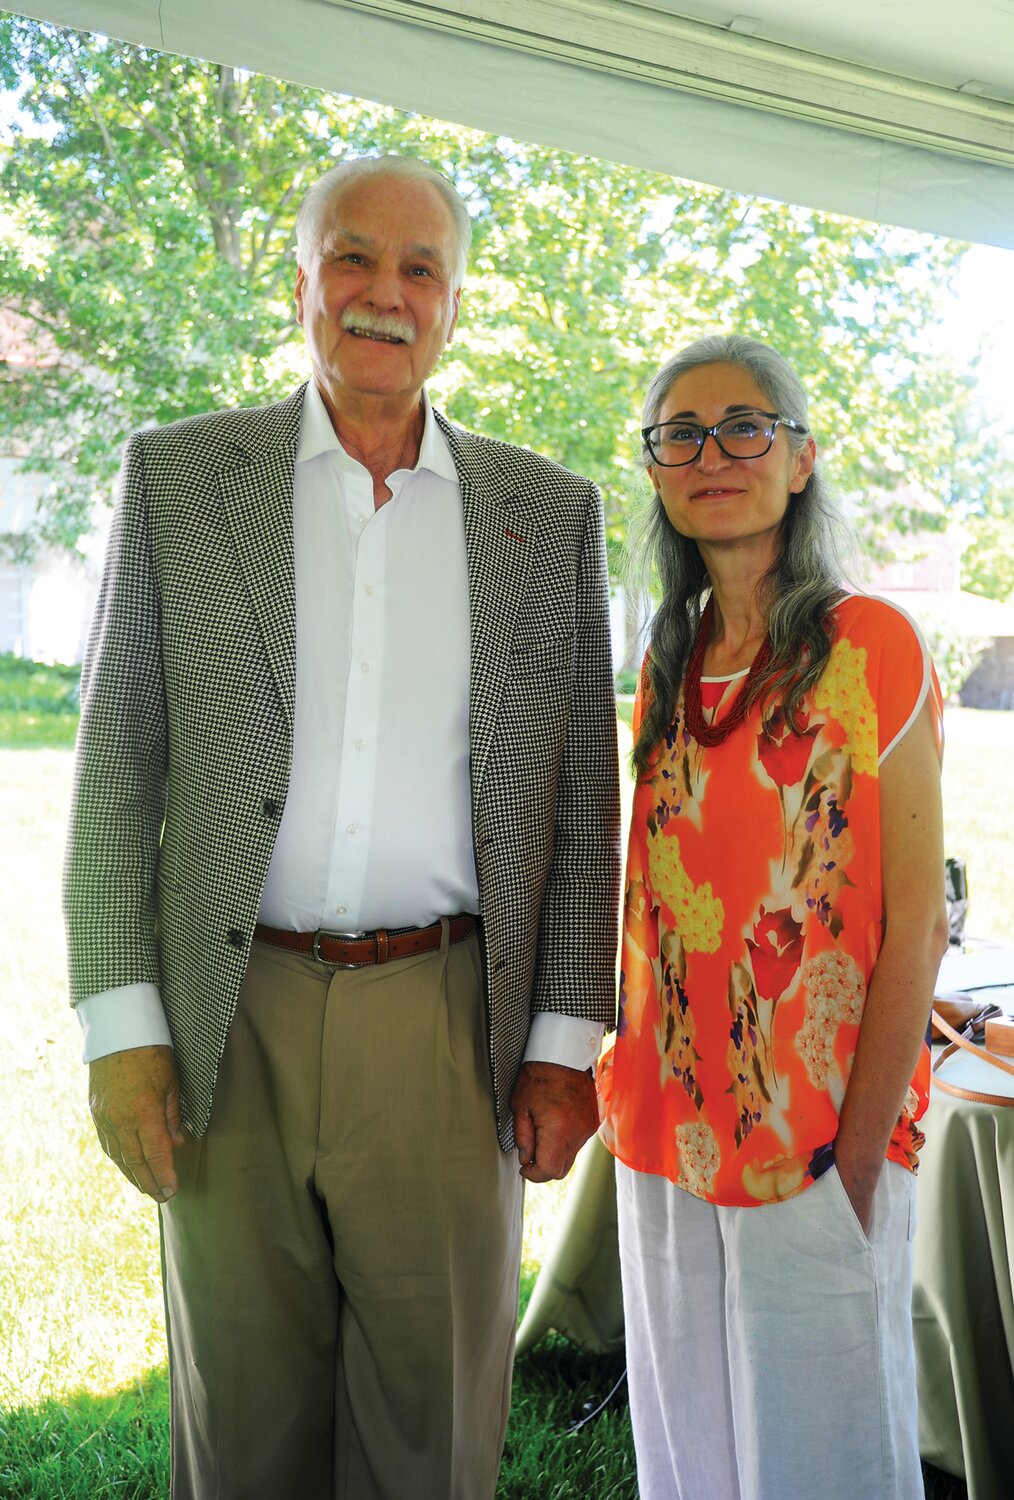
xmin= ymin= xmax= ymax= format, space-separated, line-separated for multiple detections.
xmin=0 ymin=656 xmax=80 ymax=749
xmin=0 ymin=753 xmax=165 ymax=1410
xmin=940 ymin=708 xmax=1014 ymax=943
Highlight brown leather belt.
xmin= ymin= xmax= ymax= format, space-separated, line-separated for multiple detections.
xmin=253 ymin=915 xmax=476 ymax=967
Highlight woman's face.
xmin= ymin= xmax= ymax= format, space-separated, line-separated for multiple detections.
xmin=648 ymin=362 xmax=814 ymax=560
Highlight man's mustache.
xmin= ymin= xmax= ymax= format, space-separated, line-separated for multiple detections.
xmin=340 ymin=309 xmax=416 ymax=344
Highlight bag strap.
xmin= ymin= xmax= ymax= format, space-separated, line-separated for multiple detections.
xmin=930 ymin=1008 xmax=1014 ymax=1107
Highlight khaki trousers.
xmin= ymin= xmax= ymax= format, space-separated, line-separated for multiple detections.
xmin=160 ymin=929 xmax=523 ymax=1500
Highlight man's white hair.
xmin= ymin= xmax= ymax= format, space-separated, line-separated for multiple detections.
xmin=295 ymin=155 xmax=472 ymax=289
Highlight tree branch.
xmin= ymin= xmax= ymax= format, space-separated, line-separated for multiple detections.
xmin=246 ymin=181 xmax=302 ymax=278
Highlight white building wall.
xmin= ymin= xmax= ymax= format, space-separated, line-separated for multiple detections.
xmin=0 ymin=456 xmax=103 ymax=663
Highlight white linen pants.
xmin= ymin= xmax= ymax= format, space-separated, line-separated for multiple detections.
xmin=616 ymin=1158 xmax=922 ymax=1500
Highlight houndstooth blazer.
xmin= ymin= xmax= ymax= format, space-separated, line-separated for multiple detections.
xmin=64 ymin=384 xmax=621 ymax=1148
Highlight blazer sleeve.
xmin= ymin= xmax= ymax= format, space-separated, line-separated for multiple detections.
xmin=530 ymin=479 xmax=621 ymax=1025
xmin=63 ymin=431 xmax=169 ymax=1005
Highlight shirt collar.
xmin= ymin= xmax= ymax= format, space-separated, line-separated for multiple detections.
xmin=296 ymin=379 xmax=457 ymax=483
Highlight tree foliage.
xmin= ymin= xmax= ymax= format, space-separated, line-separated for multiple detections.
xmin=0 ymin=14 xmax=994 ymax=563
xmin=961 ymin=492 xmax=1014 ymax=603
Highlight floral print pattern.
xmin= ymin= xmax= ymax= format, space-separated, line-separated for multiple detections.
xmin=813 ymin=638 xmax=878 ymax=775
xmin=646 ymin=823 xmax=724 ymax=955
xmin=726 ymin=961 xmax=767 ymax=1148
xmin=795 ymin=951 xmax=865 ymax=1096
xmin=598 ymin=595 xmax=939 ymax=1206
xmin=655 ymin=930 xmax=703 ymax=1106
xmin=674 ymin=1121 xmax=721 ymax=1197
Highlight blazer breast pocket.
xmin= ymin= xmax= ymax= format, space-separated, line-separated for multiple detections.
xmin=508 ymin=635 xmax=575 ymax=676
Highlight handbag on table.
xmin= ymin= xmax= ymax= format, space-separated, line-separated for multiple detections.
xmin=931 ymin=857 xmax=1014 ymax=1105
xmin=931 ymin=1003 xmax=1014 ymax=1107
xmin=930 ymin=993 xmax=1001 ymax=1042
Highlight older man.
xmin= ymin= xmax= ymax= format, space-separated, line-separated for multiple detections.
xmin=64 ymin=156 xmax=620 ymax=1500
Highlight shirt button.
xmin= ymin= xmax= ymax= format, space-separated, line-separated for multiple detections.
xmin=336 ymin=905 xmax=347 ymax=918
xmin=365 ymin=584 xmax=374 ymax=597
xmin=347 ymin=824 xmax=358 ymax=836
xmin=354 ymin=738 xmax=365 ymax=750
xmin=360 ymin=661 xmax=370 ymax=673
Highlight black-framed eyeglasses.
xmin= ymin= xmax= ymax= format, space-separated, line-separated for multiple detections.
xmin=642 ymin=409 xmax=808 ymax=467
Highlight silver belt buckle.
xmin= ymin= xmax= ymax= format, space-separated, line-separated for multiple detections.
xmin=311 ymin=928 xmax=367 ymax=966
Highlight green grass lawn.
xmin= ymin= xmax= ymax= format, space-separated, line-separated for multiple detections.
xmin=2 ymin=671 xmax=1001 ymax=1497
xmin=938 ymin=708 xmax=1014 ymax=945
xmin=0 ymin=655 xmax=81 ymax=749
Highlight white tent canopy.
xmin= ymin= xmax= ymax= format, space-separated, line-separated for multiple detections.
xmin=11 ymin=0 xmax=1014 ymax=246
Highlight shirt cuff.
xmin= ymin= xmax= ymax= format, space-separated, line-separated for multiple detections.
xmin=523 ymin=1013 xmax=605 ymax=1073
xmin=75 ymin=984 xmax=173 ymax=1063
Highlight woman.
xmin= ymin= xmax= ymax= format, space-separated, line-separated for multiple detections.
xmin=597 ymin=335 xmax=948 ymax=1500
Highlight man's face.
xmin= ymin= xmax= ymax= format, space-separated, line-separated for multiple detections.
xmin=294 ymin=175 xmax=462 ymax=412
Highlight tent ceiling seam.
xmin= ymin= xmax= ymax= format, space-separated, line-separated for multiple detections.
xmin=327 ymin=0 xmax=1014 ymax=166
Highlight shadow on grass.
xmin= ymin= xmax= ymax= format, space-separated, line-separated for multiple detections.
xmin=505 ymin=1333 xmax=968 ymax=1500
xmin=0 ymin=1348 xmax=632 ymax=1500
xmin=0 ymin=1331 xmax=968 ymax=1500
xmin=508 ymin=1269 xmax=968 ymax=1500
xmin=921 ymin=1465 xmax=970 ymax=1500
xmin=502 ymin=1332 xmax=636 ymax=1500
xmin=0 ymin=1366 xmax=170 ymax=1499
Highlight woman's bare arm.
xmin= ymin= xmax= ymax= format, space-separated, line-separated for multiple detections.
xmin=833 ymin=693 xmax=949 ymax=1232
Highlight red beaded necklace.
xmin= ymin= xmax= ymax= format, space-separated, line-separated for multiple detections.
xmin=682 ymin=595 xmax=773 ymax=747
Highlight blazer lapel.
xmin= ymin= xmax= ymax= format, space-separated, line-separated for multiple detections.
xmin=217 ymin=388 xmax=305 ymax=730
xmin=438 ymin=415 xmax=535 ymax=799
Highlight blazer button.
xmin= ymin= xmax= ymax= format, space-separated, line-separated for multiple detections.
xmin=227 ymin=928 xmax=245 ymax=948
xmin=263 ymin=797 xmax=279 ymax=817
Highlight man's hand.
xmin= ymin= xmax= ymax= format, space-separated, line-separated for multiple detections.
xmin=510 ymin=1060 xmax=599 ymax=1183
xmin=89 ymin=1045 xmax=185 ymax=1202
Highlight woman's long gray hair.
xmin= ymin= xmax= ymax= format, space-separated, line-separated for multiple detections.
xmin=632 ymin=334 xmax=850 ymax=776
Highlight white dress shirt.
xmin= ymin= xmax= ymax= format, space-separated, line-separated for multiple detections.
xmin=260 ymin=379 xmax=478 ymax=930
xmin=77 ymin=383 xmax=603 ymax=1072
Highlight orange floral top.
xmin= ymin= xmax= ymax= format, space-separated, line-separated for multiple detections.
xmin=598 ymin=594 xmax=942 ymax=1206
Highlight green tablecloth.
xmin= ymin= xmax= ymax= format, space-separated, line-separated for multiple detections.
xmin=518 ymin=1046 xmax=1014 ymax=1499
xmin=913 ymin=1044 xmax=1014 ymax=1499
xmin=516 ymin=1128 xmax=623 ymax=1356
